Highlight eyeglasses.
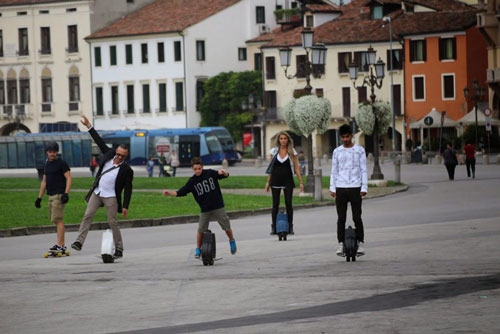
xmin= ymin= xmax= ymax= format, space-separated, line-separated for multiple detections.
xmin=115 ymin=153 xmax=126 ymax=158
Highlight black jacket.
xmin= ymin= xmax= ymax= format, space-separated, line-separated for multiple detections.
xmin=89 ymin=127 xmax=133 ymax=213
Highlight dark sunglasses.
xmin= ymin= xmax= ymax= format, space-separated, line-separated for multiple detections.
xmin=115 ymin=153 xmax=126 ymax=158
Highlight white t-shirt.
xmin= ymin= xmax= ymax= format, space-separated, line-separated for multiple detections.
xmin=330 ymin=144 xmax=368 ymax=193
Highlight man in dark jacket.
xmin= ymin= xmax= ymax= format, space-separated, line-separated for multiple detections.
xmin=443 ymin=143 xmax=459 ymax=181
xmin=71 ymin=116 xmax=133 ymax=259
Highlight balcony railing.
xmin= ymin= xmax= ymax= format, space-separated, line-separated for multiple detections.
xmin=39 ymin=48 xmax=51 ymax=55
xmin=41 ymin=103 xmax=52 ymax=112
xmin=1 ymin=104 xmax=30 ymax=119
xmin=69 ymin=101 xmax=79 ymax=111
xmin=17 ymin=49 xmax=29 ymax=56
xmin=274 ymin=8 xmax=301 ymax=26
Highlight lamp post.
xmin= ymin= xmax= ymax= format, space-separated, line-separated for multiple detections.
xmin=279 ymin=27 xmax=327 ymax=192
xmin=382 ymin=16 xmax=396 ymax=154
xmin=463 ymin=79 xmax=486 ymax=150
xmin=348 ymin=46 xmax=386 ymax=180
xmin=241 ymin=94 xmax=262 ymax=158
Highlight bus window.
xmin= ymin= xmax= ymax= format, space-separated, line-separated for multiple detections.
xmin=72 ymin=139 xmax=82 ymax=167
xmin=26 ymin=142 xmax=35 ymax=167
xmin=179 ymin=135 xmax=200 ymax=165
xmin=0 ymin=144 xmax=8 ymax=168
xmin=62 ymin=141 xmax=74 ymax=167
xmin=82 ymin=140 xmax=91 ymax=167
xmin=8 ymin=143 xmax=17 ymax=168
xmin=209 ymin=130 xmax=235 ymax=151
xmin=17 ymin=142 xmax=27 ymax=168
xmin=205 ymin=133 xmax=223 ymax=153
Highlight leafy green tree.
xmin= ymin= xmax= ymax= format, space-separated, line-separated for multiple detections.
xmin=199 ymin=71 xmax=262 ymax=141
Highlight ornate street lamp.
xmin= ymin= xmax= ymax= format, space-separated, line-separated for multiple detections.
xmin=463 ymin=79 xmax=486 ymax=150
xmin=349 ymin=47 xmax=386 ymax=180
xmin=279 ymin=28 xmax=327 ymax=192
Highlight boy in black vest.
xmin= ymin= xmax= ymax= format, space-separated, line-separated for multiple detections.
xmin=35 ymin=142 xmax=72 ymax=253
xmin=163 ymin=157 xmax=237 ymax=258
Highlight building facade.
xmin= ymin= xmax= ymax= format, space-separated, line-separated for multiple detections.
xmin=86 ymin=0 xmax=287 ymax=131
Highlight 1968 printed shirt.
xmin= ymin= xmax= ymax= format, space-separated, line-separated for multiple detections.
xmin=176 ymin=169 xmax=228 ymax=212
xmin=330 ymin=144 xmax=368 ymax=193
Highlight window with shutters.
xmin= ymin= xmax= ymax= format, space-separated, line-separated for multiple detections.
xmin=95 ymin=87 xmax=103 ymax=115
xmin=338 ymin=52 xmax=351 ymax=74
xmin=386 ymin=49 xmax=403 ymax=70
xmin=254 ymin=53 xmax=262 ymax=71
xmin=256 ymin=6 xmax=265 ymax=24
xmin=175 ymin=82 xmax=184 ymax=111
xmin=413 ymin=75 xmax=425 ymax=101
xmin=158 ymin=42 xmax=165 ymax=63
xmin=111 ymin=86 xmax=119 ymax=114
xmin=358 ymin=86 xmax=367 ymax=103
xmin=442 ymin=74 xmax=455 ymax=100
xmin=125 ymin=44 xmax=133 ymax=64
xmin=141 ymin=43 xmax=148 ymax=63
xmin=439 ymin=37 xmax=456 ymax=61
xmin=342 ymin=87 xmax=351 ymax=117
xmin=142 ymin=84 xmax=150 ymax=113
xmin=67 ymin=25 xmax=78 ymax=53
xmin=127 ymin=85 xmax=134 ymax=113
xmin=94 ymin=47 xmax=101 ymax=67
xmin=40 ymin=27 xmax=51 ymax=54
xmin=18 ymin=28 xmax=29 ymax=56
xmin=393 ymin=84 xmax=401 ymax=116
xmin=354 ymin=51 xmax=369 ymax=72
xmin=19 ymin=79 xmax=30 ymax=104
xmin=158 ymin=83 xmax=167 ymax=112
xmin=174 ymin=41 xmax=182 ymax=61
xmin=410 ymin=40 xmax=426 ymax=62
xmin=266 ymin=57 xmax=275 ymax=80
xmin=296 ymin=55 xmax=307 ymax=78
xmin=196 ymin=41 xmax=205 ymax=61
xmin=110 ymin=45 xmax=117 ymax=66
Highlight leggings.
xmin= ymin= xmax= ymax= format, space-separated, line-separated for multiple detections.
xmin=271 ymin=187 xmax=293 ymax=228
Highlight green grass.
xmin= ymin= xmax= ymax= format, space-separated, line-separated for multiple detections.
xmin=0 ymin=176 xmax=401 ymax=190
xmin=0 ymin=191 xmax=326 ymax=230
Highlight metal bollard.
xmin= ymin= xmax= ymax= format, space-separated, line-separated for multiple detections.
xmin=314 ymin=169 xmax=323 ymax=201
xmin=394 ymin=154 xmax=401 ymax=184
xmin=255 ymin=156 xmax=262 ymax=168
xmin=434 ymin=154 xmax=442 ymax=165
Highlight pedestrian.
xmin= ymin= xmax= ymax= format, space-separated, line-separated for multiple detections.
xmin=330 ymin=124 xmax=367 ymax=257
xmin=463 ymin=142 xmax=476 ymax=179
xmin=163 ymin=157 xmax=237 ymax=258
xmin=170 ymin=150 xmax=180 ymax=177
xmin=146 ymin=155 xmax=155 ymax=177
xmin=90 ymin=155 xmax=98 ymax=177
xmin=443 ymin=143 xmax=459 ymax=181
xmin=158 ymin=153 xmax=166 ymax=177
xmin=71 ymin=116 xmax=133 ymax=259
xmin=265 ymin=131 xmax=304 ymax=235
xmin=298 ymin=150 xmax=306 ymax=176
xmin=35 ymin=142 xmax=72 ymax=254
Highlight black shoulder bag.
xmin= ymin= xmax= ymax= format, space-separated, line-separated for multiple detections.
xmin=85 ymin=165 xmax=121 ymax=203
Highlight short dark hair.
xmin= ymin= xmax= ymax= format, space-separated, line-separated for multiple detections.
xmin=339 ymin=124 xmax=353 ymax=136
xmin=191 ymin=157 xmax=203 ymax=166
xmin=117 ymin=144 xmax=129 ymax=151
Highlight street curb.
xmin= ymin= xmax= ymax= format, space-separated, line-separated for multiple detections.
xmin=0 ymin=185 xmax=408 ymax=238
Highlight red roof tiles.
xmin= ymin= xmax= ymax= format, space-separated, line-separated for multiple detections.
xmin=86 ymin=0 xmax=240 ymax=40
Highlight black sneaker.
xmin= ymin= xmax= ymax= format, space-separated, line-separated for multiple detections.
xmin=71 ymin=241 xmax=82 ymax=251
xmin=49 ymin=244 xmax=62 ymax=251
xmin=113 ymin=250 xmax=123 ymax=259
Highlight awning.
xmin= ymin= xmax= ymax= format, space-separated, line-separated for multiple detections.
xmin=409 ymin=108 xmax=457 ymax=129
xmin=456 ymin=109 xmax=500 ymax=126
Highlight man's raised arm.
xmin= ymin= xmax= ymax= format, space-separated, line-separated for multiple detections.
xmin=81 ymin=115 xmax=110 ymax=154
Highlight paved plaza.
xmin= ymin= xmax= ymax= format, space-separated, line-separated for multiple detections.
xmin=1 ymin=162 xmax=500 ymax=333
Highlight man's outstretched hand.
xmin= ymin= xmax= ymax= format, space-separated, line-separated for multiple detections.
xmin=81 ymin=115 xmax=91 ymax=129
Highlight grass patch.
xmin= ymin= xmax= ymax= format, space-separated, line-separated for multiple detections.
xmin=0 ymin=191 xmax=326 ymax=230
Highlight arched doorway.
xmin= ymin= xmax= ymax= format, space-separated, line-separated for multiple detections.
xmin=0 ymin=122 xmax=30 ymax=136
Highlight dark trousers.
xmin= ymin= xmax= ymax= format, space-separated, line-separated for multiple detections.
xmin=271 ymin=187 xmax=293 ymax=231
xmin=466 ymin=158 xmax=475 ymax=178
xmin=445 ymin=163 xmax=456 ymax=180
xmin=336 ymin=187 xmax=364 ymax=243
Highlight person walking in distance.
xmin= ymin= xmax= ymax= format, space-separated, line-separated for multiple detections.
xmin=443 ymin=143 xmax=459 ymax=181
xmin=146 ymin=155 xmax=155 ymax=178
xmin=330 ymin=124 xmax=367 ymax=256
xmin=71 ymin=116 xmax=133 ymax=259
xmin=163 ymin=157 xmax=237 ymax=258
xmin=35 ymin=142 xmax=72 ymax=254
xmin=90 ymin=156 xmax=98 ymax=177
xmin=265 ymin=131 xmax=304 ymax=235
xmin=170 ymin=150 xmax=180 ymax=177
xmin=463 ymin=142 xmax=476 ymax=179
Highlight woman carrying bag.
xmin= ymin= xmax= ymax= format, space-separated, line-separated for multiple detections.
xmin=265 ymin=131 xmax=304 ymax=235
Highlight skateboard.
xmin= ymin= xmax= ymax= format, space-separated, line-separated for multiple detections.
xmin=276 ymin=212 xmax=289 ymax=241
xmin=200 ymin=230 xmax=216 ymax=266
xmin=44 ymin=249 xmax=70 ymax=258
xmin=343 ymin=226 xmax=358 ymax=262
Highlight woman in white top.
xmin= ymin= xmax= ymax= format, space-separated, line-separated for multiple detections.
xmin=265 ymin=131 xmax=304 ymax=235
xmin=170 ymin=150 xmax=180 ymax=177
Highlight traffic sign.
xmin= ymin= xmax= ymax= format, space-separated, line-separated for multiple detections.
xmin=484 ymin=107 xmax=492 ymax=117
xmin=486 ymin=116 xmax=492 ymax=132
xmin=424 ymin=116 xmax=433 ymax=126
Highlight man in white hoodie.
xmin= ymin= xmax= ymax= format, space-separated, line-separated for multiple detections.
xmin=330 ymin=124 xmax=368 ymax=256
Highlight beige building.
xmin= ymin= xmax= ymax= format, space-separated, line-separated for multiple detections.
xmin=248 ymin=2 xmax=406 ymax=159
xmin=0 ymin=0 xmax=156 ymax=135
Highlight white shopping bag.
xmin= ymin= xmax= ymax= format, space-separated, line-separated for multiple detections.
xmin=101 ymin=229 xmax=115 ymax=256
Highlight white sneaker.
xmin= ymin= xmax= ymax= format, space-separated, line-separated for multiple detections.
xmin=357 ymin=242 xmax=365 ymax=256
xmin=336 ymin=242 xmax=344 ymax=257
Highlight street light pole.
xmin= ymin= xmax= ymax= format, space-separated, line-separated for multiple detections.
xmin=349 ymin=46 xmax=386 ymax=180
xmin=279 ymin=28 xmax=327 ymax=193
xmin=383 ymin=16 xmax=395 ymax=154
xmin=464 ymin=80 xmax=486 ymax=151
